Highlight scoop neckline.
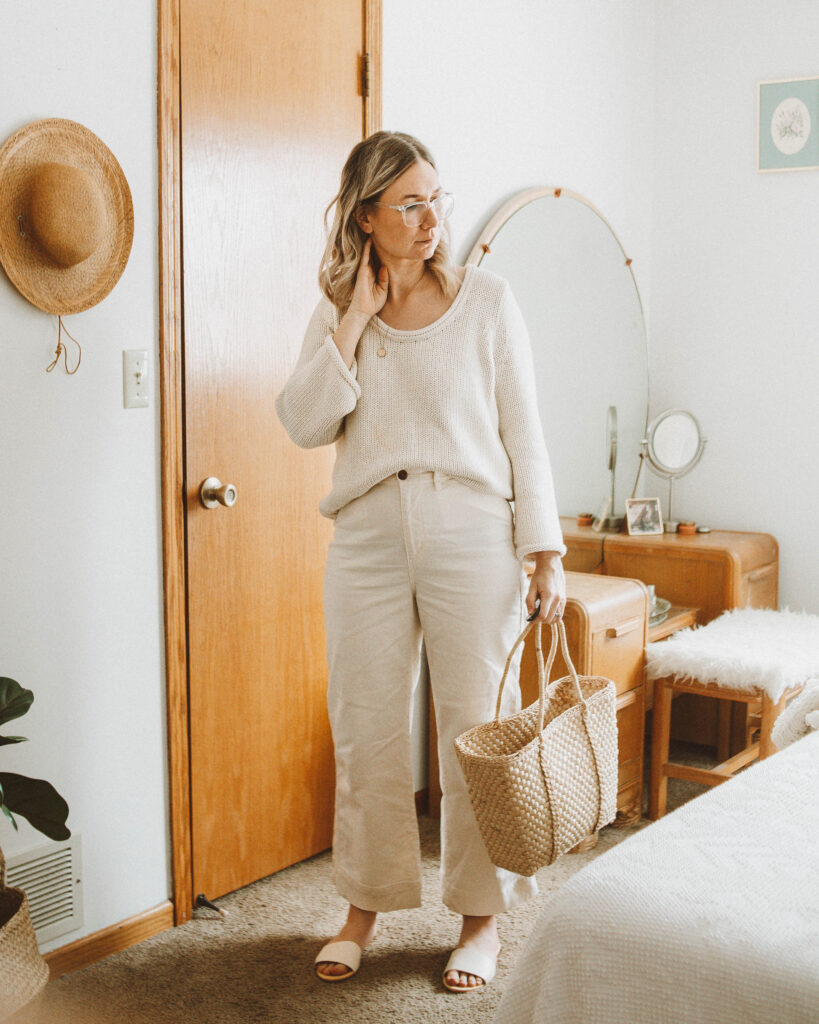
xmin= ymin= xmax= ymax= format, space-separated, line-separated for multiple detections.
xmin=372 ymin=263 xmax=475 ymax=338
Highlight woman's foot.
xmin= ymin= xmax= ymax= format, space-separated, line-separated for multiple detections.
xmin=443 ymin=914 xmax=500 ymax=990
xmin=315 ymin=905 xmax=378 ymax=980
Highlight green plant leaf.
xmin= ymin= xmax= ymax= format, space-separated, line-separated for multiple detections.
xmin=1 ymin=802 xmax=18 ymax=830
xmin=0 ymin=678 xmax=34 ymax=728
xmin=0 ymin=772 xmax=70 ymax=841
xmin=0 ymin=736 xmax=27 ymax=746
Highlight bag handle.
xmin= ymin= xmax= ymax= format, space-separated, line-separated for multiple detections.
xmin=493 ymin=618 xmax=536 ymax=721
xmin=494 ymin=616 xmax=588 ymax=726
xmin=536 ymin=619 xmax=589 ymax=736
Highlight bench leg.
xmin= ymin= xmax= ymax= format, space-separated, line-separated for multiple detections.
xmin=716 ymin=700 xmax=732 ymax=762
xmin=649 ymin=677 xmax=673 ymax=820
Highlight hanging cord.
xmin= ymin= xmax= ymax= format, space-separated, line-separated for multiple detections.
xmin=46 ymin=316 xmax=82 ymax=375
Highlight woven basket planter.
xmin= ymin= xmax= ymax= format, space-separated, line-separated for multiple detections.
xmin=455 ymin=619 xmax=618 ymax=876
xmin=0 ymin=848 xmax=49 ymax=1021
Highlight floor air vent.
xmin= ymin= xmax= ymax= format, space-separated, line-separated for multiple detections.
xmin=4 ymin=835 xmax=83 ymax=944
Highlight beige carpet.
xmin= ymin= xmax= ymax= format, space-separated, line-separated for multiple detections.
xmin=19 ymin=753 xmax=708 ymax=1024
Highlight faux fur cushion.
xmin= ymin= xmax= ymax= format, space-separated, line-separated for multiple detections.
xmin=645 ymin=608 xmax=819 ymax=701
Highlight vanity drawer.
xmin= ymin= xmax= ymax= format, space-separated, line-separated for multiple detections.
xmin=591 ymin=615 xmax=645 ymax=696
xmin=736 ymin=561 xmax=778 ymax=611
xmin=617 ymin=687 xmax=645 ymax=789
xmin=602 ymin=530 xmax=778 ymax=625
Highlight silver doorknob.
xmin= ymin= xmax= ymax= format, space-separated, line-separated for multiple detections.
xmin=199 ymin=477 xmax=238 ymax=509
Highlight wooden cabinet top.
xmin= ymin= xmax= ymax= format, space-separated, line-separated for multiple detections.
xmin=560 ymin=517 xmax=778 ymax=570
xmin=563 ymin=569 xmax=647 ymax=604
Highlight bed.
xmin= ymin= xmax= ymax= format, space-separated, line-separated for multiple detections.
xmin=494 ymin=728 xmax=819 ymax=1024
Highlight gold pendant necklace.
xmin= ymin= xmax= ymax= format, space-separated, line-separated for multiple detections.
xmin=375 ymin=318 xmax=388 ymax=358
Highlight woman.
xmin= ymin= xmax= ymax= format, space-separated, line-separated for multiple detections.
xmin=275 ymin=131 xmax=566 ymax=993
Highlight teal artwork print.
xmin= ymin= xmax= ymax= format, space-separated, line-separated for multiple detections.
xmin=758 ymin=76 xmax=819 ymax=171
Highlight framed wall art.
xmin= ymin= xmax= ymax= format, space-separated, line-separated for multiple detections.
xmin=758 ymin=75 xmax=819 ymax=172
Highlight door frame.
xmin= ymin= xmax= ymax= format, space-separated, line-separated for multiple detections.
xmin=157 ymin=0 xmax=382 ymax=925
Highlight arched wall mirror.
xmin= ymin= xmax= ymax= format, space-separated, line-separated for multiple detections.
xmin=467 ymin=188 xmax=649 ymax=519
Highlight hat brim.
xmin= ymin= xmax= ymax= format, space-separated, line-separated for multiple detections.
xmin=0 ymin=118 xmax=134 ymax=315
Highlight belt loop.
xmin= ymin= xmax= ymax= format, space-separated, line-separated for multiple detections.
xmin=433 ymin=471 xmax=441 ymax=490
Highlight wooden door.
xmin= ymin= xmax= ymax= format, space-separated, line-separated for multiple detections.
xmin=180 ymin=0 xmax=366 ymax=899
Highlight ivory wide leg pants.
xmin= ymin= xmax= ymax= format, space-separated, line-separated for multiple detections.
xmin=323 ymin=470 xmax=538 ymax=916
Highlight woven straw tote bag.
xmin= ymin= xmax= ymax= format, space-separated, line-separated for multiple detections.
xmin=454 ymin=618 xmax=619 ymax=876
xmin=0 ymin=847 xmax=49 ymax=1020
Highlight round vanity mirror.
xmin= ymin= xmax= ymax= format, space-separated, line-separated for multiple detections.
xmin=468 ymin=188 xmax=649 ymax=518
xmin=646 ymin=409 xmax=705 ymax=477
xmin=644 ymin=408 xmax=706 ymax=530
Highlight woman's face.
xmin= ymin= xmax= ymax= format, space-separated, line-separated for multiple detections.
xmin=360 ymin=159 xmax=443 ymax=263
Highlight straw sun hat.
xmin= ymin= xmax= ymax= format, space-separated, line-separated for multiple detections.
xmin=0 ymin=118 xmax=133 ymax=315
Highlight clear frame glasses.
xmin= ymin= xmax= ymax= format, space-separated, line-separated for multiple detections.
xmin=373 ymin=192 xmax=455 ymax=227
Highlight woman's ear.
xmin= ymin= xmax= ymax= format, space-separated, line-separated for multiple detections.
xmin=355 ymin=205 xmax=373 ymax=235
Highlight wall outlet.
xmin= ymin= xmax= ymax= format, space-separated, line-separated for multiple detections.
xmin=123 ymin=350 xmax=149 ymax=408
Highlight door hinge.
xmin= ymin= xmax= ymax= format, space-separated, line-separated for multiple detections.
xmin=361 ymin=52 xmax=370 ymax=99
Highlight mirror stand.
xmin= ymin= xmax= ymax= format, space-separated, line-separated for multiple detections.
xmin=641 ymin=409 xmax=707 ymax=532
xmin=664 ymin=476 xmax=678 ymax=533
xmin=602 ymin=405 xmax=624 ymax=531
xmin=594 ymin=405 xmax=625 ymax=531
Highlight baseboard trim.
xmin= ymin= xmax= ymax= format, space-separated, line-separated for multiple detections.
xmin=44 ymin=901 xmax=175 ymax=979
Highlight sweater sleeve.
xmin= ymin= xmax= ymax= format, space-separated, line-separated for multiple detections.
xmin=274 ymin=298 xmax=362 ymax=449
xmin=494 ymin=283 xmax=567 ymax=560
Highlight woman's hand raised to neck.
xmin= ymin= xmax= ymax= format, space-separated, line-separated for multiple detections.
xmin=334 ymin=257 xmax=461 ymax=368
xmin=376 ymin=256 xmax=426 ymax=306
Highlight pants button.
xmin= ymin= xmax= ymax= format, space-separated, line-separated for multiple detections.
xmin=397 ymin=469 xmax=408 ymax=480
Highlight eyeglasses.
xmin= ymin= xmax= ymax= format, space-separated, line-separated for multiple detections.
xmin=372 ymin=192 xmax=455 ymax=227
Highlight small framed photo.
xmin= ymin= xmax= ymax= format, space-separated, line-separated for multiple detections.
xmin=625 ymin=498 xmax=664 ymax=536
xmin=758 ymin=76 xmax=819 ymax=172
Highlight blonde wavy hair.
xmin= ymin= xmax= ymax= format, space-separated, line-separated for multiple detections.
xmin=319 ymin=131 xmax=460 ymax=316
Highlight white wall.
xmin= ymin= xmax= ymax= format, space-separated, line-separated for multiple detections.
xmin=384 ymin=0 xmax=656 ymax=299
xmin=383 ymin=0 xmax=657 ymax=787
xmin=649 ymin=0 xmax=819 ymax=613
xmin=0 ymin=2 xmax=167 ymax=951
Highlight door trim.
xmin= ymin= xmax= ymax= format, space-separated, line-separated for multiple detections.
xmin=157 ymin=0 xmax=382 ymax=925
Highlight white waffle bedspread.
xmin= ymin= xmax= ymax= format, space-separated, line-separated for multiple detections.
xmin=494 ymin=731 xmax=819 ymax=1024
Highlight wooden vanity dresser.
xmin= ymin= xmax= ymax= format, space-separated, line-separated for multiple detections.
xmin=563 ymin=518 xmax=779 ymax=750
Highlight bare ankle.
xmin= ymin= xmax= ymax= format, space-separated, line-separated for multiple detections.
xmin=458 ymin=914 xmax=499 ymax=947
xmin=347 ymin=905 xmax=377 ymax=927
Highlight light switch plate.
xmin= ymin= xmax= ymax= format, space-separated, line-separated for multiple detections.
xmin=123 ymin=350 xmax=149 ymax=408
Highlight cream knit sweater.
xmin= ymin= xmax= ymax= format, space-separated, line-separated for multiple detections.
xmin=275 ymin=264 xmax=565 ymax=560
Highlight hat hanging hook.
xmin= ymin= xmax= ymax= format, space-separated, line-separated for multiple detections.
xmin=46 ymin=316 xmax=82 ymax=375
